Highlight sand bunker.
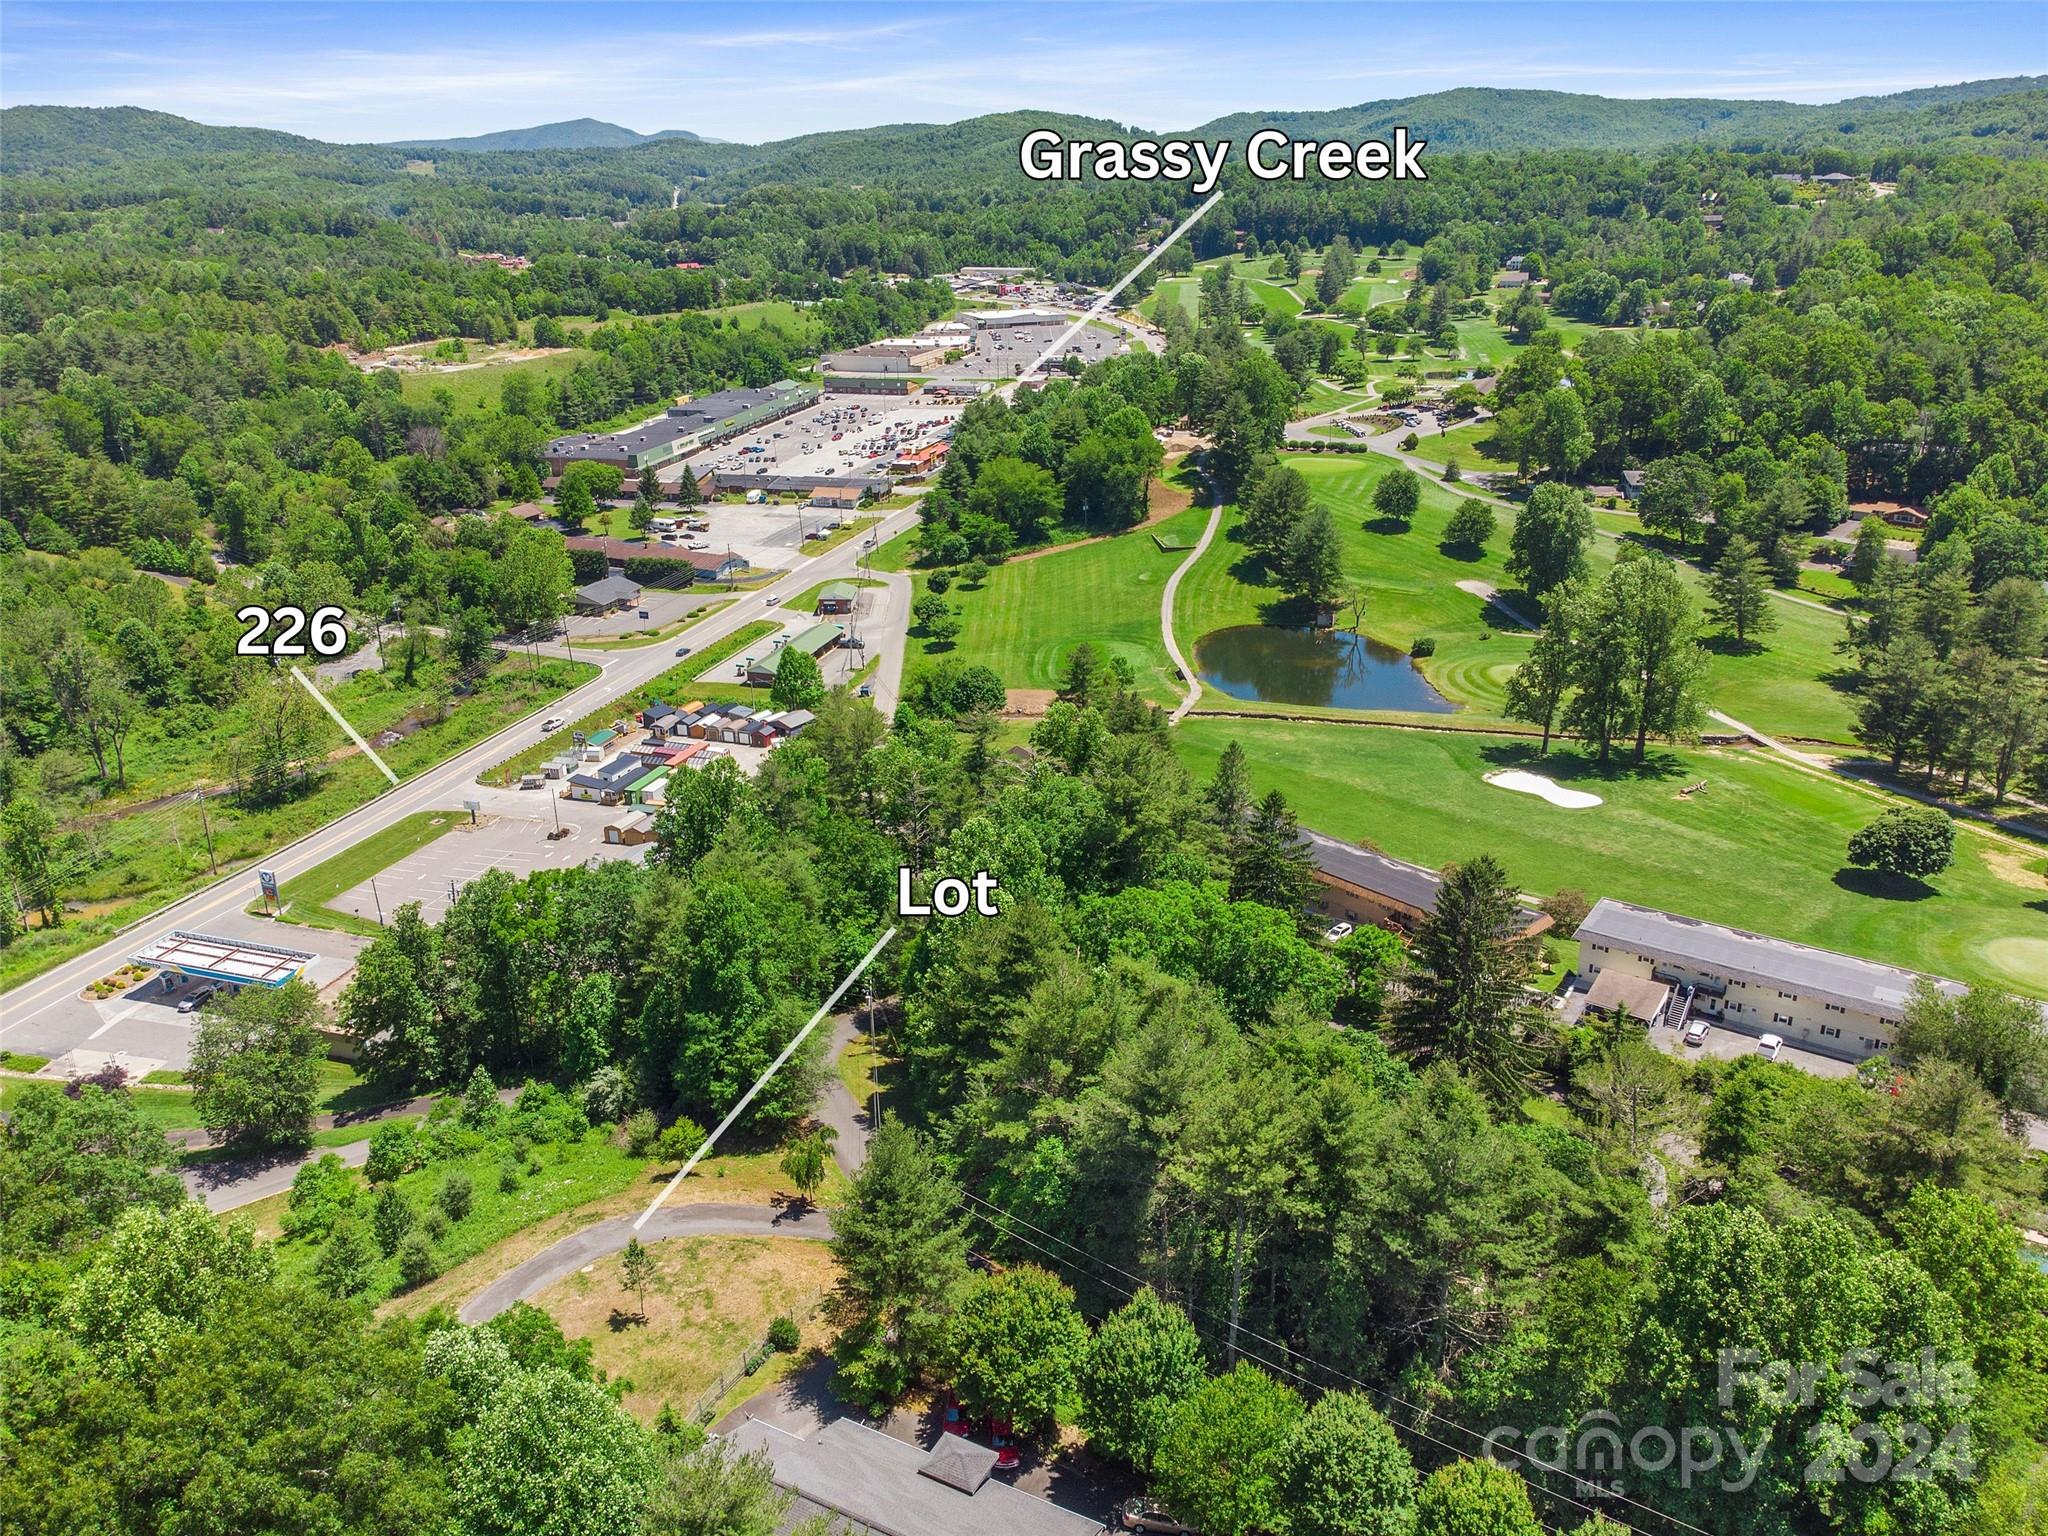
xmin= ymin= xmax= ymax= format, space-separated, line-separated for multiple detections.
xmin=1485 ymin=769 xmax=1603 ymax=809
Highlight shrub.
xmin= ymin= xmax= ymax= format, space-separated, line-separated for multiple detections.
xmin=396 ymin=1230 xmax=437 ymax=1288
xmin=281 ymin=1153 xmax=359 ymax=1241
xmin=1399 ymin=431 xmax=1420 ymax=451
xmin=655 ymin=1118 xmax=706 ymax=1165
xmin=438 ymin=1171 xmax=474 ymax=1223
xmin=372 ymin=1184 xmax=414 ymax=1256
xmin=1410 ymin=636 xmax=1437 ymax=658
xmin=624 ymin=1109 xmax=660 ymax=1156
xmin=927 ymin=571 xmax=953 ymax=595
xmin=365 ymin=1120 xmax=420 ymax=1184
xmin=423 ymin=1208 xmax=451 ymax=1241
xmin=767 ymin=1315 xmax=802 ymax=1352
xmin=497 ymin=1159 xmax=521 ymax=1194
xmin=579 ymin=1065 xmax=636 ymax=1124
xmin=1847 ymin=807 xmax=1955 ymax=879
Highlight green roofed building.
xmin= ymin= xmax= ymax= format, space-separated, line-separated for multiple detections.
xmin=816 ymin=582 xmax=858 ymax=614
xmin=744 ymin=623 xmax=846 ymax=686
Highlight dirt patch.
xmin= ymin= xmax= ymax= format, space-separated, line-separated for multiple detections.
xmin=537 ymin=1236 xmax=838 ymax=1422
xmin=1980 ymin=843 xmax=2048 ymax=892
xmin=1002 ymin=688 xmax=1057 ymax=718
xmin=1143 ymin=469 xmax=1196 ymax=527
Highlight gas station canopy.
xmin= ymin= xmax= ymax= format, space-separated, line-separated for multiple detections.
xmin=129 ymin=930 xmax=316 ymax=989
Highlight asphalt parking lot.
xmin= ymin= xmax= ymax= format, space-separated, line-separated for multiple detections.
xmin=930 ymin=319 xmax=1123 ymax=379
xmin=666 ymin=395 xmax=962 ymax=490
xmin=561 ymin=588 xmax=723 ymax=640
xmin=334 ymin=803 xmax=647 ymax=926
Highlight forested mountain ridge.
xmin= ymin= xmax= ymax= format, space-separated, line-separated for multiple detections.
xmin=1189 ymin=77 xmax=2048 ymax=153
xmin=7 ymin=74 xmax=2046 ymax=187
xmin=385 ymin=118 xmax=710 ymax=152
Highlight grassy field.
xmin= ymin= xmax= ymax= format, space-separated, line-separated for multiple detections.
xmin=396 ymin=348 xmax=593 ymax=413
xmin=1174 ymin=455 xmax=1863 ymax=744
xmin=1173 ymin=718 xmax=2048 ymax=996
xmin=534 ymin=1235 xmax=837 ymax=1422
xmin=913 ymin=502 xmax=1211 ymax=704
xmin=0 ymin=1058 xmax=385 ymax=1133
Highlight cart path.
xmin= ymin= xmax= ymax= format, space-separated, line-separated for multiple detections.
xmin=1164 ymin=498 xmax=1225 ymax=724
xmin=456 ymin=1202 xmax=834 ymax=1323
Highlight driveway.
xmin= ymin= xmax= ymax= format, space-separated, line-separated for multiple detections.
xmin=457 ymin=1203 xmax=834 ymax=1323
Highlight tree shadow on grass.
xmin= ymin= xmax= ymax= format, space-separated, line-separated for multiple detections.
xmin=1832 ymin=867 xmax=1937 ymax=902
xmin=1361 ymin=516 xmax=1414 ymax=536
xmin=1437 ymin=540 xmax=1486 ymax=563
xmin=1477 ymin=740 xmax=1691 ymax=783
xmin=1700 ymin=634 xmax=1764 ymax=658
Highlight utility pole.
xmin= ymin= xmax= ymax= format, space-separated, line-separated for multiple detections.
xmin=371 ymin=876 xmax=385 ymax=927
xmin=197 ymin=791 xmax=217 ymax=874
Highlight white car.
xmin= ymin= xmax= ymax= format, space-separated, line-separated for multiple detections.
xmin=1757 ymin=1033 xmax=1785 ymax=1059
xmin=1325 ymin=921 xmax=1355 ymax=942
xmin=541 ymin=716 xmax=567 ymax=733
xmin=1683 ymin=1019 xmax=1711 ymax=1047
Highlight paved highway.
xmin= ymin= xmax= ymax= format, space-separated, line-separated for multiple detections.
xmin=0 ymin=504 xmax=925 ymax=1070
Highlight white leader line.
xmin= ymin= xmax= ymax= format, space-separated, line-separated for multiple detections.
xmin=1022 ymin=186 xmax=1226 ymax=380
xmin=633 ymin=924 xmax=899 ymax=1231
xmin=292 ymin=666 xmax=400 ymax=786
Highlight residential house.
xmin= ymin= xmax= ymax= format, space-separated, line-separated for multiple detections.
xmin=725 ymin=1417 xmax=1100 ymax=1536
xmin=1620 ymin=469 xmax=1647 ymax=502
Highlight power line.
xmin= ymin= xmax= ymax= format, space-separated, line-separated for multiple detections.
xmin=955 ymin=1191 xmax=1710 ymax=1536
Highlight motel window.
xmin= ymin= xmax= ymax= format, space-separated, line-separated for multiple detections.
xmin=1820 ymin=1025 xmax=1841 ymax=1039
xmin=1773 ymin=1012 xmax=1792 ymax=1025
xmin=1825 ymin=1003 xmax=1845 ymax=1013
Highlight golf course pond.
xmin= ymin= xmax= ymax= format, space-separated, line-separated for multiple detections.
xmin=1194 ymin=625 xmax=1457 ymax=713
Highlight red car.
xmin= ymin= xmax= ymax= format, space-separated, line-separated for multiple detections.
xmin=987 ymin=1416 xmax=1020 ymax=1470
xmin=940 ymin=1390 xmax=968 ymax=1436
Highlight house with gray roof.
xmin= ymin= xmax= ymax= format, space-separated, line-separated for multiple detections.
xmin=724 ymin=1417 xmax=1101 ymax=1536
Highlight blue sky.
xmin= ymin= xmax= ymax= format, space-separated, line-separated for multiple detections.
xmin=3 ymin=2 xmax=2044 ymax=143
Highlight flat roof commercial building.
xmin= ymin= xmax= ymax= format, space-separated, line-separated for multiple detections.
xmin=543 ymin=381 xmax=818 ymax=476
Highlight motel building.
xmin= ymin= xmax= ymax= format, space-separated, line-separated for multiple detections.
xmin=1570 ymin=897 xmax=1971 ymax=1061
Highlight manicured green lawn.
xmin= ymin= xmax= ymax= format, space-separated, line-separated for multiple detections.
xmin=1241 ymin=278 xmax=1304 ymax=320
xmin=1405 ymin=419 xmax=1523 ymax=476
xmin=1174 ymin=454 xmax=1862 ymax=744
xmin=1173 ymin=718 xmax=2048 ymax=997
xmin=915 ymin=503 xmax=1212 ymax=704
xmin=864 ymin=527 xmax=919 ymax=572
